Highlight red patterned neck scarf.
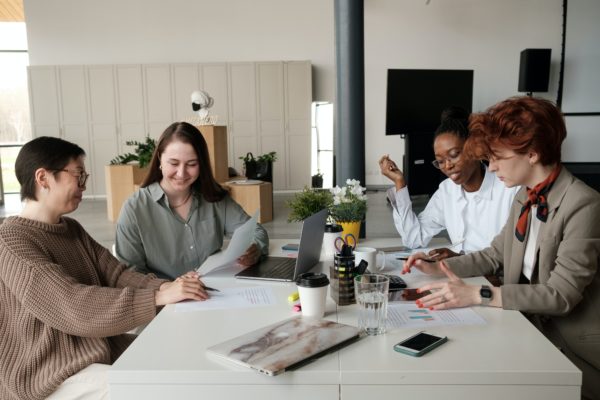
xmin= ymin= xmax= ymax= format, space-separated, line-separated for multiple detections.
xmin=515 ymin=165 xmax=562 ymax=242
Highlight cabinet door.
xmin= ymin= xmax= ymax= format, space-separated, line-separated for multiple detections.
xmin=172 ymin=63 xmax=200 ymax=122
xmin=228 ymin=63 xmax=258 ymax=173
xmin=28 ymin=66 xmax=60 ymax=137
xmin=257 ymin=62 xmax=285 ymax=190
xmin=144 ymin=65 xmax=173 ymax=138
xmin=116 ymin=65 xmax=146 ymax=149
xmin=285 ymin=61 xmax=312 ymax=189
xmin=201 ymin=63 xmax=229 ymax=126
xmin=58 ymin=66 xmax=90 ymax=156
xmin=87 ymin=65 xmax=118 ymax=196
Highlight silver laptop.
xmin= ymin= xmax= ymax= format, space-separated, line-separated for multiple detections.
xmin=235 ymin=208 xmax=327 ymax=282
xmin=206 ymin=316 xmax=361 ymax=376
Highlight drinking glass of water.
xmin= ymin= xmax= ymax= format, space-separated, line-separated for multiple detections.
xmin=354 ymin=274 xmax=389 ymax=335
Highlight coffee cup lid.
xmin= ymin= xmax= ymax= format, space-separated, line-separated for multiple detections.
xmin=325 ymin=224 xmax=343 ymax=233
xmin=296 ymin=272 xmax=330 ymax=288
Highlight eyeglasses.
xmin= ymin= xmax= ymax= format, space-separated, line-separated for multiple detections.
xmin=51 ymin=169 xmax=90 ymax=187
xmin=432 ymin=150 xmax=461 ymax=169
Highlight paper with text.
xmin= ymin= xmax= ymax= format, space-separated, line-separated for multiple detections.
xmin=196 ymin=212 xmax=258 ymax=275
xmin=386 ymin=302 xmax=486 ymax=329
xmin=174 ymin=286 xmax=277 ymax=312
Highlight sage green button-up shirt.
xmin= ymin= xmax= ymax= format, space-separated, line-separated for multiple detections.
xmin=115 ymin=182 xmax=269 ymax=280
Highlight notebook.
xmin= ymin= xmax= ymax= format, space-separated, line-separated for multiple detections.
xmin=206 ymin=316 xmax=361 ymax=376
xmin=235 ymin=208 xmax=327 ymax=282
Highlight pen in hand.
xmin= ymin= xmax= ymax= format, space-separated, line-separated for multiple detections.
xmin=201 ymin=285 xmax=220 ymax=292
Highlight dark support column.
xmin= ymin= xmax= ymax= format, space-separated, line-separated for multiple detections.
xmin=334 ymin=0 xmax=365 ymax=186
xmin=335 ymin=0 xmax=366 ymax=237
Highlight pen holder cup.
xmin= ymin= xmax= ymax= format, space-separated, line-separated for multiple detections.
xmin=330 ymin=253 xmax=356 ymax=305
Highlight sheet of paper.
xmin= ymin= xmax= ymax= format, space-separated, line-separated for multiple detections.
xmin=174 ymin=286 xmax=277 ymax=312
xmin=386 ymin=302 xmax=486 ymax=329
xmin=197 ymin=212 xmax=257 ymax=275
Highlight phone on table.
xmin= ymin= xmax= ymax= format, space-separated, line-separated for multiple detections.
xmin=393 ymin=332 xmax=448 ymax=357
xmin=281 ymin=243 xmax=299 ymax=251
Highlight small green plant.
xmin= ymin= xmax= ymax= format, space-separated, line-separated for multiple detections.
xmin=110 ymin=136 xmax=156 ymax=168
xmin=286 ymin=187 xmax=333 ymax=222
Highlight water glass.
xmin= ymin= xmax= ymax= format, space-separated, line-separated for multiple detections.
xmin=354 ymin=274 xmax=389 ymax=335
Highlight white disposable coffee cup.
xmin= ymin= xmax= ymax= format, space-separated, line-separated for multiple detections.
xmin=354 ymin=247 xmax=378 ymax=272
xmin=322 ymin=224 xmax=343 ymax=257
xmin=296 ymin=272 xmax=330 ymax=318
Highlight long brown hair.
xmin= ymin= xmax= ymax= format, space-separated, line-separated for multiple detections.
xmin=142 ymin=122 xmax=227 ymax=202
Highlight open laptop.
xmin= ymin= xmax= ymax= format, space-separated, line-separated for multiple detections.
xmin=206 ymin=316 xmax=361 ymax=376
xmin=235 ymin=208 xmax=327 ymax=282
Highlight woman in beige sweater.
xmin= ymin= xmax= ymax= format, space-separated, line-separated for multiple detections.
xmin=0 ymin=137 xmax=209 ymax=400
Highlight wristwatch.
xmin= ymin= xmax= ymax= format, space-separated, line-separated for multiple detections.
xmin=480 ymin=285 xmax=493 ymax=305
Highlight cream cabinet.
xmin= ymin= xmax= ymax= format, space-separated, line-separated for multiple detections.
xmin=28 ymin=60 xmax=312 ymax=196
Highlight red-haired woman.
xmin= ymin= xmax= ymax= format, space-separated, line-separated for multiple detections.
xmin=403 ymin=96 xmax=600 ymax=399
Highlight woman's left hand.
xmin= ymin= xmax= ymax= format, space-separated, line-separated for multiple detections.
xmin=415 ymin=261 xmax=480 ymax=310
xmin=238 ymin=243 xmax=261 ymax=266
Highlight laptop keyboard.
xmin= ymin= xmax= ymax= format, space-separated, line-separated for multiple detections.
xmin=269 ymin=258 xmax=296 ymax=278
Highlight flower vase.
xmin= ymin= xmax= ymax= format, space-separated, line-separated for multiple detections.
xmin=339 ymin=221 xmax=361 ymax=243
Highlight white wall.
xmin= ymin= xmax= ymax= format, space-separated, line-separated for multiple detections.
xmin=25 ymin=0 xmax=578 ymax=186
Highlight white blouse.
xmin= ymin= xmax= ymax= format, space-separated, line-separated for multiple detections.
xmin=387 ymin=167 xmax=519 ymax=253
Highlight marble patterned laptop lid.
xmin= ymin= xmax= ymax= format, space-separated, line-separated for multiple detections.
xmin=206 ymin=316 xmax=361 ymax=376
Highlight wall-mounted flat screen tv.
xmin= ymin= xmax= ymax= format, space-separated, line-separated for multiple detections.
xmin=386 ymin=69 xmax=474 ymax=135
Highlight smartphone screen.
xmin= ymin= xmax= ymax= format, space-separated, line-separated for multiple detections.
xmin=388 ymin=288 xmax=431 ymax=302
xmin=399 ymin=333 xmax=443 ymax=351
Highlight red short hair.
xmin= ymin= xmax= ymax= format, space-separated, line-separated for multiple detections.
xmin=464 ymin=96 xmax=566 ymax=165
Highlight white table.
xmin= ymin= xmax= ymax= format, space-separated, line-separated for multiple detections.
xmin=109 ymin=238 xmax=581 ymax=399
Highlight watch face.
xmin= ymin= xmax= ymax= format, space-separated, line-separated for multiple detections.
xmin=481 ymin=286 xmax=492 ymax=298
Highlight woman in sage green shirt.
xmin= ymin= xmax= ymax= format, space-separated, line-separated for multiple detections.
xmin=115 ymin=122 xmax=269 ymax=280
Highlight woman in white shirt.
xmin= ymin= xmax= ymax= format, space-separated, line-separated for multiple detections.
xmin=379 ymin=107 xmax=519 ymax=260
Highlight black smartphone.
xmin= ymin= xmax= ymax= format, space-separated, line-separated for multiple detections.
xmin=388 ymin=288 xmax=431 ymax=302
xmin=393 ymin=332 xmax=448 ymax=357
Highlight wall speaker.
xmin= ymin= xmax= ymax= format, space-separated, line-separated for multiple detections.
xmin=518 ymin=48 xmax=551 ymax=93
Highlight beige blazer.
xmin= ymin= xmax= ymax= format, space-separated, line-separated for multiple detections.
xmin=446 ymin=167 xmax=600 ymax=369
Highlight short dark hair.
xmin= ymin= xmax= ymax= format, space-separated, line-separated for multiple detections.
xmin=434 ymin=106 xmax=470 ymax=140
xmin=142 ymin=122 xmax=227 ymax=202
xmin=15 ymin=136 xmax=86 ymax=201
xmin=465 ymin=96 xmax=566 ymax=165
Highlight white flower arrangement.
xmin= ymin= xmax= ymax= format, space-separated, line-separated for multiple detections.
xmin=329 ymin=179 xmax=368 ymax=222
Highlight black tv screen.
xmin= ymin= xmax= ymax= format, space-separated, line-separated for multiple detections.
xmin=386 ymin=69 xmax=474 ymax=135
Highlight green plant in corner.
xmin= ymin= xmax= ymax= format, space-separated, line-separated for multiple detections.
xmin=286 ymin=186 xmax=333 ymax=222
xmin=109 ymin=136 xmax=157 ymax=168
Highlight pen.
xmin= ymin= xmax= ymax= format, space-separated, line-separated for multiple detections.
xmin=202 ymin=285 xmax=220 ymax=292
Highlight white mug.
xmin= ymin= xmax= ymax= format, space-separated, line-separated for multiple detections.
xmin=354 ymin=247 xmax=378 ymax=272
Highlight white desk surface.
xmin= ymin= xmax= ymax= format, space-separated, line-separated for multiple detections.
xmin=109 ymin=238 xmax=581 ymax=400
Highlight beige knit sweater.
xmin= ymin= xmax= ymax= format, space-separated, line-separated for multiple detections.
xmin=0 ymin=216 xmax=167 ymax=400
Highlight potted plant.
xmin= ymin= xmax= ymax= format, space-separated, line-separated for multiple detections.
xmin=311 ymin=171 xmax=324 ymax=188
xmin=286 ymin=186 xmax=333 ymax=222
xmin=109 ymin=136 xmax=157 ymax=168
xmin=105 ymin=136 xmax=157 ymax=221
xmin=239 ymin=151 xmax=277 ymax=182
xmin=329 ymin=179 xmax=368 ymax=240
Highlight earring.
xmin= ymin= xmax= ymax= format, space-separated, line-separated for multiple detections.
xmin=159 ymin=165 xmax=162 ymax=170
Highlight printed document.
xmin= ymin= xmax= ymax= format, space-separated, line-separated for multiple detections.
xmin=387 ymin=302 xmax=486 ymax=329
xmin=197 ymin=212 xmax=257 ymax=275
xmin=175 ymin=286 xmax=277 ymax=312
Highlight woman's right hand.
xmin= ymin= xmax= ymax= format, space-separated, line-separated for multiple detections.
xmin=378 ymin=154 xmax=406 ymax=188
xmin=155 ymin=273 xmax=209 ymax=306
xmin=402 ymin=252 xmax=443 ymax=275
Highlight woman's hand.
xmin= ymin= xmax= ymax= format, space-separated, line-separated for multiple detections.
xmin=414 ymin=261 xmax=480 ymax=310
xmin=378 ymin=154 xmax=406 ymax=189
xmin=155 ymin=272 xmax=209 ymax=306
xmin=402 ymin=252 xmax=443 ymax=275
xmin=238 ymin=243 xmax=261 ymax=266
xmin=427 ymin=247 xmax=461 ymax=261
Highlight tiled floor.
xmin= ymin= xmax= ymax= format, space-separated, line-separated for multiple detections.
xmin=1 ymin=190 xmax=434 ymax=250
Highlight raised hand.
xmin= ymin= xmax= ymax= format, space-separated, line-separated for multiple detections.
xmin=378 ymin=154 xmax=406 ymax=188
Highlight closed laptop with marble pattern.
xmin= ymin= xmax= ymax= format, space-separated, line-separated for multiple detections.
xmin=206 ymin=316 xmax=361 ymax=376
